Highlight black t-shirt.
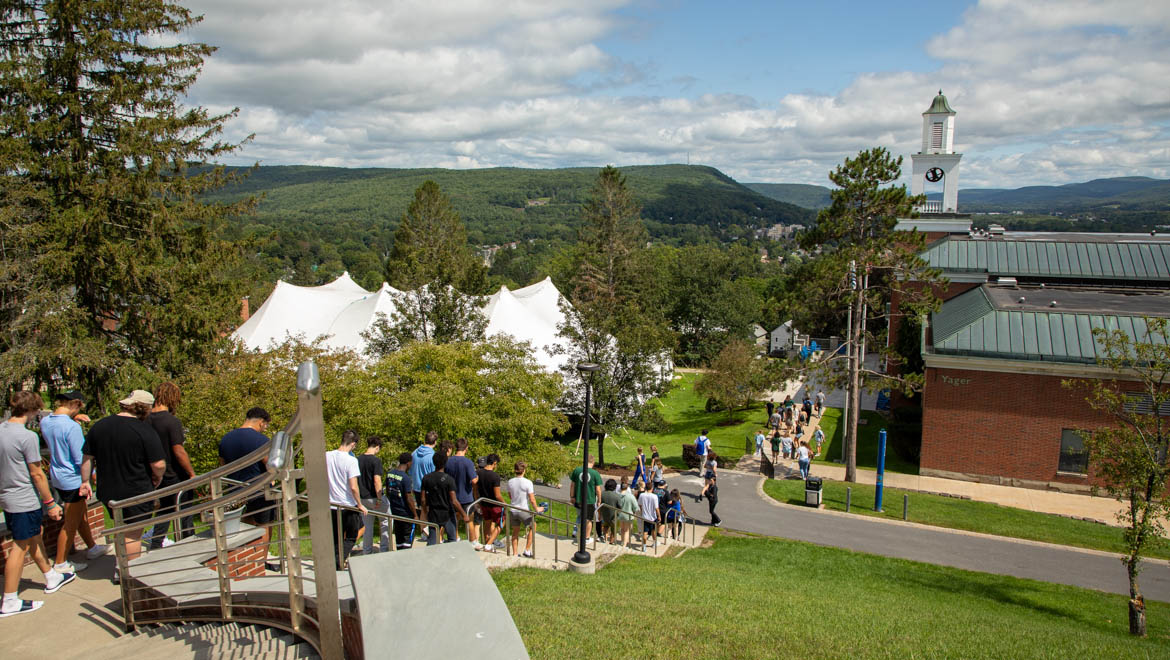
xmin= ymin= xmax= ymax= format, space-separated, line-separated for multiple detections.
xmin=476 ymin=467 xmax=501 ymax=501
xmin=421 ymin=470 xmax=455 ymax=523
xmin=149 ymin=410 xmax=186 ymax=485
xmin=83 ymin=414 xmax=166 ymax=502
xmin=357 ymin=454 xmax=383 ymax=500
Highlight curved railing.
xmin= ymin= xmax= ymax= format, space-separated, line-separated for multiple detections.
xmin=105 ymin=362 xmax=435 ymax=659
xmin=465 ymin=496 xmax=577 ymax=562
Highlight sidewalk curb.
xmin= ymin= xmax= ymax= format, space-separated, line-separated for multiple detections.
xmin=751 ymin=474 xmax=1170 ymax=568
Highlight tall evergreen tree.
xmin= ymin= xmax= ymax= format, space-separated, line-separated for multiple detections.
xmin=796 ymin=148 xmax=941 ymax=482
xmin=558 ymin=166 xmax=673 ymax=465
xmin=365 ymin=180 xmax=487 ymax=355
xmin=0 ymin=0 xmax=253 ymax=406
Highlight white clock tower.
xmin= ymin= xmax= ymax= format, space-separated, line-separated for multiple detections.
xmin=910 ymin=90 xmax=961 ymax=213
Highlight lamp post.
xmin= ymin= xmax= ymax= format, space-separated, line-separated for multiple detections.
xmin=573 ymin=362 xmax=600 ymax=566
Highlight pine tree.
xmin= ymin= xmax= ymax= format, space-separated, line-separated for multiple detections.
xmin=367 ymin=180 xmax=487 ymax=354
xmin=0 ymin=0 xmax=253 ymax=406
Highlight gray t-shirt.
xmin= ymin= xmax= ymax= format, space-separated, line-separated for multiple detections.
xmin=0 ymin=421 xmax=42 ymax=513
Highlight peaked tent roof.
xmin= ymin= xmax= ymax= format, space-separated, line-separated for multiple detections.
xmin=234 ymin=273 xmax=374 ymax=350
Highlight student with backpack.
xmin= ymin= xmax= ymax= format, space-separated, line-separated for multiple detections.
xmin=632 ymin=447 xmax=647 ymax=489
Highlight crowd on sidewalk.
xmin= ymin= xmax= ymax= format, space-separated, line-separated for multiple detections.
xmin=755 ymin=391 xmax=826 ymax=480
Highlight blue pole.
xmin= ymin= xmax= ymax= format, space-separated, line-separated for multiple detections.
xmin=875 ymin=429 xmax=887 ymax=512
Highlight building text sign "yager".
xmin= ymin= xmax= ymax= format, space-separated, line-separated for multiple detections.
xmin=940 ymin=375 xmax=971 ymax=386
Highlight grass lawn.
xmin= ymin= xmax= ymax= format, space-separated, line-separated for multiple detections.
xmin=814 ymin=407 xmax=919 ymax=475
xmin=493 ymin=531 xmax=1170 ymax=659
xmin=762 ymin=478 xmax=1170 ymax=561
xmin=563 ymin=372 xmax=766 ymax=471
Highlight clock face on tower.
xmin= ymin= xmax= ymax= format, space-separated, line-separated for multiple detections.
xmin=925 ymin=167 xmax=945 ymax=183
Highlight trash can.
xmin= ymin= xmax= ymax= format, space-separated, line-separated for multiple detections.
xmin=804 ymin=476 xmax=823 ymax=507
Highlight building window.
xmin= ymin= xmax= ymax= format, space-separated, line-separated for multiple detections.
xmin=1122 ymin=392 xmax=1170 ymax=416
xmin=1058 ymin=429 xmax=1089 ymax=474
xmin=931 ymin=122 xmax=944 ymax=150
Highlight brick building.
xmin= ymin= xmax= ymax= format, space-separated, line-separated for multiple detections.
xmin=900 ymin=224 xmax=1170 ymax=491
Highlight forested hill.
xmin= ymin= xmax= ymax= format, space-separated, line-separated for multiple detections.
xmin=208 ymin=163 xmax=812 ymax=245
xmin=744 ymin=183 xmax=832 ymax=210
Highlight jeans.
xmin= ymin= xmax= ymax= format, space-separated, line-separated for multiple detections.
xmin=361 ymin=496 xmax=390 ymax=553
xmin=707 ymin=497 xmax=720 ymax=526
xmin=426 ymin=516 xmax=458 ymax=546
xmin=799 ymin=459 xmax=811 ymax=480
xmin=150 ymin=486 xmax=196 ymax=549
xmin=331 ymin=508 xmax=362 ymax=569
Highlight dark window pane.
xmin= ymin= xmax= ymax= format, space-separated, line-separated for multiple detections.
xmin=1059 ymin=429 xmax=1089 ymax=474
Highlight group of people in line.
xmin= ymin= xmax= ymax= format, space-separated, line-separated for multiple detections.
xmin=754 ymin=391 xmax=826 ymax=479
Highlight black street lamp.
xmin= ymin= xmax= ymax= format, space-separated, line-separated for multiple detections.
xmin=573 ymin=362 xmax=600 ymax=565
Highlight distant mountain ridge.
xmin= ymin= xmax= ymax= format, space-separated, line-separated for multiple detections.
xmin=744 ymin=176 xmax=1170 ymax=212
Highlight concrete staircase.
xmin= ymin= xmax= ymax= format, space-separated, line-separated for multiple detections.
xmin=87 ymin=621 xmax=320 ymax=659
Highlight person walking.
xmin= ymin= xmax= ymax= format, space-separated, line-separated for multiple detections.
xmin=505 ymin=461 xmax=542 ymax=557
xmin=813 ymin=427 xmax=825 ymax=457
xmin=358 ymin=436 xmax=389 ymax=554
xmin=81 ymin=390 xmax=166 ymax=568
xmin=420 ymin=450 xmax=462 ymax=545
xmin=694 ymin=430 xmax=710 ymax=476
xmin=600 ymin=479 xmax=620 ymax=544
xmin=384 ymin=452 xmax=418 ymax=549
xmin=1 ymin=391 xmax=72 ymax=617
xmin=42 ymin=391 xmax=106 ymax=570
xmin=617 ymin=482 xmax=638 ymax=547
xmin=408 ymin=431 xmax=438 ymax=524
xmin=444 ymin=438 xmax=478 ymax=544
xmin=218 ymin=407 xmax=275 ymax=549
xmin=700 ymin=474 xmax=721 ymax=527
xmin=765 ymin=399 xmax=775 ymax=422
xmin=815 ymin=390 xmax=826 ymax=416
xmin=147 ymin=382 xmax=196 ymax=549
xmin=326 ymin=431 xmax=367 ymax=569
xmin=569 ymin=456 xmax=602 ymax=545
xmin=754 ymin=429 xmax=765 ymax=457
xmin=770 ymin=430 xmax=781 ymax=464
xmin=636 ymin=483 xmax=660 ymax=546
xmin=632 ymin=447 xmax=647 ymax=489
xmin=797 ymin=440 xmax=812 ymax=480
xmin=650 ymin=457 xmax=664 ymax=484
xmin=475 ymin=454 xmax=504 ymax=551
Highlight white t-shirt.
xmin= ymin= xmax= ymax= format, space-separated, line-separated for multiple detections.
xmin=796 ymin=445 xmax=810 ymax=461
xmin=326 ymin=450 xmax=361 ymax=507
xmin=638 ymin=492 xmax=659 ymax=521
xmin=507 ymin=476 xmax=534 ymax=511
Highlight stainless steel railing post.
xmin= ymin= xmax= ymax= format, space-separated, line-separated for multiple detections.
xmin=209 ymin=478 xmax=233 ymax=621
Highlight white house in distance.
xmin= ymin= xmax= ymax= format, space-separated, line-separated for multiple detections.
xmin=769 ymin=320 xmax=795 ymax=355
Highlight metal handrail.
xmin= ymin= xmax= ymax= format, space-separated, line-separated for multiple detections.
xmin=109 ymin=440 xmax=272 ymax=507
xmin=466 ymin=496 xmax=577 ymax=562
xmin=530 ymin=491 xmax=696 ymax=552
xmin=104 ymin=475 xmax=273 ymax=537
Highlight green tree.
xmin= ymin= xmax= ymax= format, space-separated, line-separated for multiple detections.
xmin=695 ymin=338 xmax=775 ymax=422
xmin=795 ymin=148 xmax=941 ymax=482
xmin=181 ymin=336 xmax=571 ymax=481
xmin=558 ymin=166 xmax=673 ymax=466
xmin=0 ymin=0 xmax=252 ymax=406
xmin=367 ymin=180 xmax=487 ymax=354
xmin=1066 ymin=318 xmax=1170 ymax=637
xmin=669 ymin=245 xmax=762 ymax=365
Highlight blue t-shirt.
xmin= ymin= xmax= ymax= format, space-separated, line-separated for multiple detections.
xmin=444 ymin=455 xmax=477 ymax=505
xmin=218 ymin=428 xmax=269 ymax=484
xmin=42 ymin=414 xmax=85 ymax=490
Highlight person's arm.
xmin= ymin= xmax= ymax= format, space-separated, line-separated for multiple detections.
xmin=29 ymin=461 xmax=63 ymax=521
xmin=406 ymin=491 xmax=418 ymax=518
xmin=173 ymin=444 xmax=196 ymax=480
xmin=150 ymin=459 xmax=166 ymax=487
xmin=449 ymin=488 xmax=465 ymax=520
xmin=68 ymin=425 xmax=85 ymax=475
xmin=492 ymin=484 xmax=503 ymax=503
xmin=79 ymin=455 xmax=94 ymax=498
xmin=348 ymin=476 xmax=368 ymax=515
xmin=373 ymin=473 xmax=383 ymax=499
xmin=419 ymin=489 xmax=428 ymax=519
xmin=527 ymin=491 xmax=539 ymax=513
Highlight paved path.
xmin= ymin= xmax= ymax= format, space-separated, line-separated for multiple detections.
xmin=536 ymin=470 xmax=1170 ymax=602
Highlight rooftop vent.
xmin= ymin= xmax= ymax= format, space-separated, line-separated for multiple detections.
xmin=1049 ymin=301 xmax=1058 ymax=307
xmin=1018 ymin=296 xmax=1026 ymax=304
xmin=995 ymin=276 xmax=1018 ymax=286
xmin=989 ymin=224 xmax=1006 ymax=236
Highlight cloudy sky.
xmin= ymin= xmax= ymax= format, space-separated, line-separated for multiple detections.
xmin=182 ymin=0 xmax=1170 ymax=188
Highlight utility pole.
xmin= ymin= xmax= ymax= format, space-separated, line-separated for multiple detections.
xmin=844 ymin=261 xmax=862 ymax=483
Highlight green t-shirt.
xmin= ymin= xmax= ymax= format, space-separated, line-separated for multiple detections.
xmin=570 ymin=466 xmax=603 ymax=505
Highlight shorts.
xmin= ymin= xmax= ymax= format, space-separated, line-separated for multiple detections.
xmin=577 ymin=503 xmax=596 ymax=520
xmin=508 ymin=510 xmax=533 ymax=528
xmin=3 ymin=508 xmax=44 ymax=541
xmin=57 ymin=487 xmax=86 ymax=504
xmin=771 ymin=441 xmax=780 ymax=452
xmin=479 ymin=504 xmax=503 ymax=524
xmin=642 ymin=521 xmax=656 ymax=535
xmin=244 ymin=494 xmax=276 ymax=525
xmin=104 ymin=500 xmax=155 ymax=525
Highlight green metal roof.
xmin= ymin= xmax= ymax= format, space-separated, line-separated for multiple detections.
xmin=931 ymin=286 xmax=1170 ymax=363
xmin=924 ymin=90 xmax=955 ymax=114
xmin=922 ymin=237 xmax=1170 ymax=282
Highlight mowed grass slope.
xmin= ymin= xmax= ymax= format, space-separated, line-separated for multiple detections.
xmin=763 ymin=478 xmax=1170 ymax=560
xmin=567 ymin=372 xmax=765 ymax=471
xmin=814 ymin=407 xmax=919 ymax=475
xmin=494 ymin=532 xmax=1170 ymax=660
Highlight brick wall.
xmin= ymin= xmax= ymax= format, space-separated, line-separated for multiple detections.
xmin=886 ymin=280 xmax=982 ymax=380
xmin=0 ymin=500 xmax=106 ymax=575
xmin=920 ymin=366 xmax=1113 ymax=490
xmin=202 ymin=539 xmax=268 ymax=580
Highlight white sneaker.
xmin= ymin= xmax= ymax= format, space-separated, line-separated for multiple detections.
xmin=86 ymin=544 xmax=111 ymax=559
xmin=472 ymin=541 xmax=483 ymax=550
xmin=55 ymin=561 xmax=87 ymax=573
xmin=45 ymin=572 xmax=76 ymax=594
xmin=160 ymin=537 xmax=175 ymax=548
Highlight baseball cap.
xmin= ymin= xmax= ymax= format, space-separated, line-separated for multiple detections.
xmin=54 ymin=390 xmax=85 ymax=404
xmin=119 ymin=389 xmax=155 ymax=406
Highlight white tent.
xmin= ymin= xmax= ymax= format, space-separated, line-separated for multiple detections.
xmin=233 ymin=273 xmax=573 ymax=373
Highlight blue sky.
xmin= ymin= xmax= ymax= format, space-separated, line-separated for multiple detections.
xmin=185 ymin=0 xmax=1170 ymax=188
